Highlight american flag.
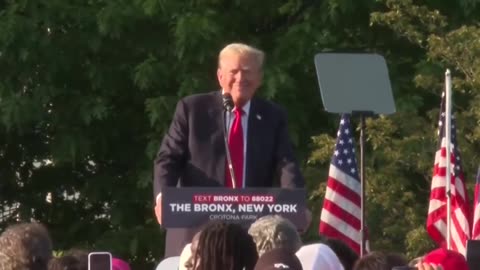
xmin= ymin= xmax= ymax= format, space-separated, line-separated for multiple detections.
xmin=426 ymin=92 xmax=470 ymax=255
xmin=471 ymin=167 xmax=480 ymax=239
xmin=319 ymin=114 xmax=363 ymax=254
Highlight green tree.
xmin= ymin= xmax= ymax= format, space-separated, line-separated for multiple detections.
xmin=366 ymin=0 xmax=480 ymax=257
xmin=308 ymin=0 xmax=480 ymax=258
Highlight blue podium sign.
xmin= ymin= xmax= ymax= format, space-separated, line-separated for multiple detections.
xmin=161 ymin=187 xmax=307 ymax=229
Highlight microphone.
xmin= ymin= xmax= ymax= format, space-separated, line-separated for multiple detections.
xmin=222 ymin=93 xmax=234 ymax=112
xmin=221 ymin=93 xmax=237 ymax=188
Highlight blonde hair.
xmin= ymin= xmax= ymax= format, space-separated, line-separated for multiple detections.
xmin=248 ymin=215 xmax=302 ymax=256
xmin=0 ymin=222 xmax=52 ymax=270
xmin=218 ymin=43 xmax=265 ymax=69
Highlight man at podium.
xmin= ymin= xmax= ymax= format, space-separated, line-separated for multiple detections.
xmin=153 ymin=42 xmax=305 ymax=257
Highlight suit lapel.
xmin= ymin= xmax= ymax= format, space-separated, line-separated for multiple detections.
xmin=207 ymin=92 xmax=227 ymax=185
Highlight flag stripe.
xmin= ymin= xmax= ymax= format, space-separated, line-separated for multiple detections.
xmin=328 ymin=166 xmax=361 ymax=193
xmin=326 ymin=175 xmax=361 ymax=205
xmin=322 ymin=198 xmax=361 ymax=228
xmin=319 ymin=219 xmax=361 ymax=254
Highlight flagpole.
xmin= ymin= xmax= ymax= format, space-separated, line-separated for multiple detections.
xmin=360 ymin=114 xmax=366 ymax=257
xmin=445 ymin=69 xmax=452 ymax=250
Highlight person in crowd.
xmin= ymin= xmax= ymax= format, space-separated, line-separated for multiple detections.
xmin=185 ymin=221 xmax=258 ymax=270
xmin=254 ymin=248 xmax=303 ymax=270
xmin=416 ymin=263 xmax=444 ymax=270
xmin=322 ymin=238 xmax=359 ymax=270
xmin=48 ymin=255 xmax=81 ymax=270
xmin=353 ymin=251 xmax=422 ymax=270
xmin=153 ymin=42 xmax=308 ymax=257
xmin=248 ymin=215 xmax=302 ymax=256
xmin=64 ymin=249 xmax=88 ymax=270
xmin=156 ymin=256 xmax=180 ymax=270
xmin=353 ymin=251 xmax=391 ymax=270
xmin=112 ymin=257 xmax=131 ymax=270
xmin=164 ymin=225 xmax=207 ymax=270
xmin=177 ymin=229 xmax=203 ymax=270
xmin=296 ymin=243 xmax=344 ymax=270
xmin=408 ymin=256 xmax=423 ymax=268
xmin=0 ymin=222 xmax=53 ymax=270
xmin=422 ymin=248 xmax=467 ymax=270
xmin=386 ymin=252 xmax=409 ymax=268
xmin=177 ymin=243 xmax=191 ymax=270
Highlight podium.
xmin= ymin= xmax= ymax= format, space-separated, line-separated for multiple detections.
xmin=161 ymin=187 xmax=308 ymax=230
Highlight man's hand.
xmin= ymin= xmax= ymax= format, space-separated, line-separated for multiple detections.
xmin=155 ymin=196 xmax=162 ymax=225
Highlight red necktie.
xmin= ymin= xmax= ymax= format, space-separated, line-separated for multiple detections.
xmin=226 ymin=108 xmax=244 ymax=188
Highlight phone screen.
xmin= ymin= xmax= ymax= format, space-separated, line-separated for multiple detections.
xmin=88 ymin=252 xmax=112 ymax=270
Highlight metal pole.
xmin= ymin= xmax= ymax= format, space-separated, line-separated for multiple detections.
xmin=445 ymin=69 xmax=452 ymax=250
xmin=360 ymin=114 xmax=366 ymax=256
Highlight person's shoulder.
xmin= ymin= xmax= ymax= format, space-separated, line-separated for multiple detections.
xmin=253 ymin=96 xmax=287 ymax=115
xmin=180 ymin=91 xmax=219 ymax=106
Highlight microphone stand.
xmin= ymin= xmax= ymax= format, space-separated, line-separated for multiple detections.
xmin=223 ymin=110 xmax=237 ymax=188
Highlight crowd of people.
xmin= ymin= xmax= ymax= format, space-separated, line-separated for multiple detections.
xmin=0 ymin=215 xmax=471 ymax=270
xmin=156 ymin=214 xmax=469 ymax=270
xmin=0 ymin=222 xmax=131 ymax=270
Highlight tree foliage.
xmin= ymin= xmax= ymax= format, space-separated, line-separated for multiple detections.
xmin=2 ymin=0 xmax=480 ymax=268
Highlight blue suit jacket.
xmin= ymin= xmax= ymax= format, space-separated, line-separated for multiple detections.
xmin=153 ymin=91 xmax=304 ymax=257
